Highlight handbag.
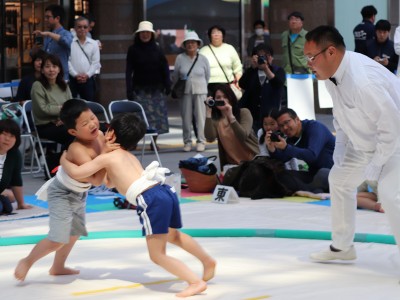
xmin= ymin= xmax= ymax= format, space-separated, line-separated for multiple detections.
xmin=208 ymin=45 xmax=243 ymax=100
xmin=171 ymin=79 xmax=186 ymax=99
xmin=179 ymin=155 xmax=220 ymax=193
xmin=171 ymin=54 xmax=199 ymax=99
xmin=0 ymin=102 xmax=23 ymax=128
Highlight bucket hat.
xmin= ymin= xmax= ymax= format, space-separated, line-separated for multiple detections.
xmin=135 ymin=21 xmax=155 ymax=34
xmin=181 ymin=31 xmax=203 ymax=48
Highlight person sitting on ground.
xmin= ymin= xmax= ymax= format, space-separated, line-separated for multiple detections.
xmin=268 ymin=108 xmax=335 ymax=192
xmin=14 ymin=99 xmax=117 ymax=282
xmin=59 ymin=113 xmax=216 ymax=298
xmin=357 ymin=180 xmax=384 ymax=213
xmin=257 ymin=109 xmax=279 ymax=156
xmin=204 ymin=83 xmax=259 ymax=171
xmin=0 ymin=119 xmax=32 ymax=212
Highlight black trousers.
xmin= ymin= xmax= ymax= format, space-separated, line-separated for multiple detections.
xmin=69 ymin=76 xmax=96 ymax=102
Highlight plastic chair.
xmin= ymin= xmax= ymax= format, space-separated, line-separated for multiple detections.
xmin=108 ymin=100 xmax=162 ymax=166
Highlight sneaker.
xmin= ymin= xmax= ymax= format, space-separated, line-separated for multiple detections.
xmin=196 ymin=143 xmax=205 ymax=152
xmin=310 ymin=245 xmax=357 ymax=261
xmin=183 ymin=143 xmax=192 ymax=152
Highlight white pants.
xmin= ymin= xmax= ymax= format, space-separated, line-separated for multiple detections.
xmin=180 ymin=93 xmax=207 ymax=145
xmin=329 ymin=144 xmax=400 ymax=252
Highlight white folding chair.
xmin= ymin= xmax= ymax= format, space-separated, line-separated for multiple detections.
xmin=108 ymin=99 xmax=162 ymax=166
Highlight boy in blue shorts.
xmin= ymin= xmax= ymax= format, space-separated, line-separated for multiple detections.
xmin=60 ymin=113 xmax=216 ymax=298
xmin=15 ymin=99 xmax=117 ymax=281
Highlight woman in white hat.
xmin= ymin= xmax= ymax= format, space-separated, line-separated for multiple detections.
xmin=172 ymin=31 xmax=210 ymax=152
xmin=125 ymin=21 xmax=171 ymax=150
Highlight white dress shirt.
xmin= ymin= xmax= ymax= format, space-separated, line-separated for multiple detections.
xmin=68 ymin=36 xmax=101 ymax=78
xmin=326 ymin=51 xmax=400 ymax=167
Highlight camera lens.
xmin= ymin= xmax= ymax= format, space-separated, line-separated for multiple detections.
xmin=205 ymin=99 xmax=216 ymax=107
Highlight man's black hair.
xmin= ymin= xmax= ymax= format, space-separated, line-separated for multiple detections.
xmin=361 ymin=5 xmax=377 ymax=19
xmin=109 ymin=113 xmax=146 ymax=151
xmin=375 ymin=19 xmax=391 ymax=32
xmin=0 ymin=119 xmax=21 ymax=150
xmin=253 ymin=19 xmax=265 ymax=28
xmin=276 ymin=107 xmax=298 ymax=119
xmin=45 ymin=4 xmax=65 ymax=25
xmin=59 ymin=99 xmax=90 ymax=130
xmin=252 ymin=43 xmax=274 ymax=56
xmin=305 ymin=25 xmax=346 ymax=49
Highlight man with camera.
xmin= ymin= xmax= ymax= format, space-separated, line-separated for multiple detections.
xmin=32 ymin=4 xmax=72 ymax=81
xmin=239 ymin=43 xmax=286 ymax=132
xmin=267 ymin=108 xmax=335 ymax=192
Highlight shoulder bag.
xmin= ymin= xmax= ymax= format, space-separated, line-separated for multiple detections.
xmin=172 ymin=54 xmax=199 ymax=99
xmin=208 ymin=45 xmax=242 ymax=100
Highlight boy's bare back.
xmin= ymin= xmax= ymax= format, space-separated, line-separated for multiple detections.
xmin=95 ymin=149 xmax=144 ymax=196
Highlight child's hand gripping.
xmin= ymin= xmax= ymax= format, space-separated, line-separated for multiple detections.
xmin=103 ymin=129 xmax=120 ymax=153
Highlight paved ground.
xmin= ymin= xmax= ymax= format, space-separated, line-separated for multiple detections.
xmin=21 ymin=99 xmax=334 ymax=195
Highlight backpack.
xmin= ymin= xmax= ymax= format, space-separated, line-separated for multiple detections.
xmin=223 ymin=156 xmax=293 ymax=199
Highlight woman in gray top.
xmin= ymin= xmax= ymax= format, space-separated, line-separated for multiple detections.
xmin=172 ymin=31 xmax=210 ymax=152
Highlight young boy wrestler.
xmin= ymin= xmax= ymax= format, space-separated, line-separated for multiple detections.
xmin=15 ymin=99 xmax=117 ymax=281
xmin=60 ymin=113 xmax=216 ymax=298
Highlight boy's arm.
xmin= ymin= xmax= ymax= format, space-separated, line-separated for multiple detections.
xmin=61 ymin=151 xmax=111 ymax=180
xmin=66 ymin=143 xmax=107 ymax=185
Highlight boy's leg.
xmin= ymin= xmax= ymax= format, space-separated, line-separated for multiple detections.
xmin=49 ymin=235 xmax=80 ymax=275
xmin=167 ymin=228 xmax=216 ymax=281
xmin=146 ymin=233 xmax=206 ymax=297
xmin=14 ymin=238 xmax=63 ymax=281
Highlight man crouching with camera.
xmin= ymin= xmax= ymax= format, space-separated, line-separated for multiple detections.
xmin=267 ymin=107 xmax=335 ymax=193
xmin=239 ymin=43 xmax=286 ymax=132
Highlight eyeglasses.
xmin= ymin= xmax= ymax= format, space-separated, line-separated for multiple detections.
xmin=44 ymin=15 xmax=54 ymax=20
xmin=77 ymin=25 xmax=89 ymax=29
xmin=304 ymin=47 xmax=330 ymax=63
xmin=278 ymin=119 xmax=293 ymax=128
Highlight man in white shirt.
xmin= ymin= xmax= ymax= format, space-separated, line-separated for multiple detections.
xmin=304 ymin=26 xmax=400 ymax=263
xmin=68 ymin=16 xmax=100 ymax=102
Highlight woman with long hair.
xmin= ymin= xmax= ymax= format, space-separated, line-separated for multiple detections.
xmin=204 ymin=84 xmax=259 ymax=170
xmin=31 ymin=53 xmax=74 ymax=149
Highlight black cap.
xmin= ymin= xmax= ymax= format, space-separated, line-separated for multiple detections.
xmin=287 ymin=11 xmax=304 ymax=21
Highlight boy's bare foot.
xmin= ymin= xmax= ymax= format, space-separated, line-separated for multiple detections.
xmin=176 ymin=280 xmax=207 ymax=298
xmin=14 ymin=258 xmax=32 ymax=281
xmin=49 ymin=266 xmax=80 ymax=276
xmin=202 ymin=258 xmax=217 ymax=282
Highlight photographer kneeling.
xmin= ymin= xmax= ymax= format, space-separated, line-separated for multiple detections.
xmin=267 ymin=108 xmax=335 ymax=193
xmin=204 ymin=83 xmax=259 ymax=171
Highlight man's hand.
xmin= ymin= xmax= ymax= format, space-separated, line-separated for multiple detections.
xmin=271 ymin=135 xmax=287 ymax=150
xmin=18 ymin=203 xmax=33 ymax=210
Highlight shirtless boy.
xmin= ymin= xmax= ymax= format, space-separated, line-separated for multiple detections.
xmin=60 ymin=112 xmax=216 ymax=297
xmin=15 ymin=99 xmax=116 ymax=281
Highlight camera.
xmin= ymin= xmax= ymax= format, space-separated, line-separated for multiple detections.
xmin=205 ymin=99 xmax=225 ymax=107
xmin=257 ymin=55 xmax=266 ymax=65
xmin=34 ymin=35 xmax=43 ymax=45
xmin=270 ymin=131 xmax=284 ymax=142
